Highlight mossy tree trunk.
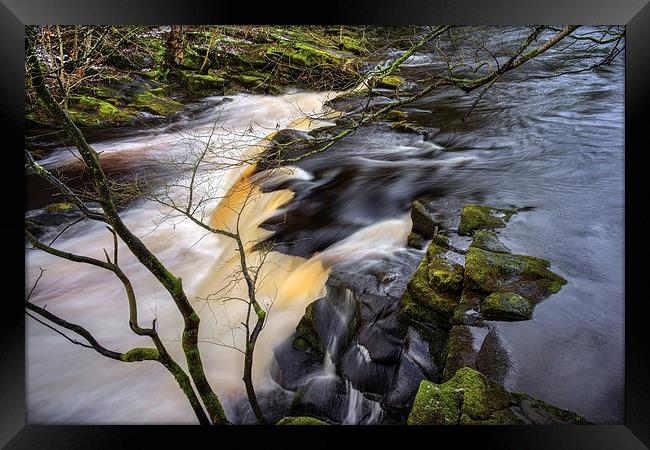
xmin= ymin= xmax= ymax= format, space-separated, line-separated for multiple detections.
xmin=165 ymin=25 xmax=185 ymax=68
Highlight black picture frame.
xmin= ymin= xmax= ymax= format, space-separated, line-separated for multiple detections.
xmin=3 ymin=1 xmax=648 ymax=448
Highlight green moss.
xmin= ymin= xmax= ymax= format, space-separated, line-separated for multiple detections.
xmin=411 ymin=200 xmax=438 ymax=238
xmin=138 ymin=36 xmax=167 ymax=64
xmin=181 ymin=47 xmax=205 ymax=70
xmin=407 ymin=260 xmax=459 ymax=318
xmin=452 ymin=367 xmax=511 ymax=419
xmin=459 ymin=407 xmax=524 ymax=425
xmin=121 ymin=347 xmax=160 ymax=362
xmin=386 ymin=109 xmax=408 ymax=121
xmin=452 ymin=287 xmax=484 ymax=325
xmin=464 ymin=246 xmax=567 ymax=302
xmin=141 ymin=69 xmax=165 ymax=81
xmin=481 ymin=292 xmax=534 ymax=321
xmin=470 ymin=230 xmax=511 ymax=254
xmin=203 ymin=392 xmax=227 ymax=423
xmin=391 ymin=121 xmax=427 ymax=135
xmin=68 ymin=95 xmax=135 ymax=126
xmin=46 ymin=202 xmax=74 ymax=213
xmin=89 ymin=86 xmax=113 ymax=99
xmin=407 ymin=379 xmax=463 ymax=425
xmin=266 ymin=42 xmax=352 ymax=76
xmin=400 ymin=238 xmax=463 ymax=327
xmin=339 ymin=35 xmax=368 ymax=55
xmin=442 ymin=325 xmax=475 ymax=381
xmin=180 ymin=71 xmax=226 ymax=93
xmin=378 ymin=75 xmax=405 ymax=89
xmin=428 ymin=263 xmax=464 ymax=293
xmin=400 ymin=289 xmax=441 ymax=325
xmin=458 ymin=204 xmax=517 ymax=236
xmin=130 ymin=90 xmax=183 ymax=116
xmin=407 ymin=231 xmax=425 ymax=249
xmin=408 ymin=368 xmax=510 ymax=424
xmin=276 ymin=416 xmax=329 ymax=425
xmin=408 ymin=367 xmax=588 ymax=425
xmin=292 ymin=301 xmax=323 ymax=354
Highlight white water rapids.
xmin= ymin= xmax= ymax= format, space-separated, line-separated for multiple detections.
xmin=26 ymin=91 xmax=413 ymax=424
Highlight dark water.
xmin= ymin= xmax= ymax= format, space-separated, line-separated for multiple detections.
xmin=264 ymin=28 xmax=625 ymax=423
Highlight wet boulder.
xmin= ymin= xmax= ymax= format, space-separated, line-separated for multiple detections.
xmin=481 ymin=292 xmax=534 ymax=321
xmin=407 ymin=231 xmax=426 ymax=249
xmin=475 ymin=328 xmax=512 ymax=386
xmin=400 ymin=237 xmax=463 ymax=328
xmin=458 ymin=204 xmax=517 ymax=236
xmin=410 ymin=199 xmax=440 ymax=238
xmin=442 ymin=325 xmax=477 ymax=382
xmin=292 ymin=283 xmax=360 ymax=357
xmin=464 ymin=246 xmax=566 ymax=303
xmin=276 ymin=416 xmax=329 ymax=425
xmin=292 ymin=301 xmax=324 ymax=355
xmin=407 ymin=367 xmax=588 ymax=425
xmin=339 ymin=345 xmax=394 ymax=395
xmin=357 ymin=326 xmax=402 ymax=365
xmin=469 ymin=230 xmax=511 ymax=254
xmin=289 ymin=376 xmax=349 ymax=423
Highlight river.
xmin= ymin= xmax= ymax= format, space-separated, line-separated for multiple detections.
xmin=25 ymin=27 xmax=624 ymax=424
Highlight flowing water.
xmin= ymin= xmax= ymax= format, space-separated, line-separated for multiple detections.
xmin=25 ymin=28 xmax=624 ymax=424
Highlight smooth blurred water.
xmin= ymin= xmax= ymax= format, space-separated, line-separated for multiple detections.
xmin=25 ymin=27 xmax=624 ymax=424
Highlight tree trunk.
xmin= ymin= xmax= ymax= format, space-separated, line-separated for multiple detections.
xmin=165 ymin=25 xmax=184 ymax=68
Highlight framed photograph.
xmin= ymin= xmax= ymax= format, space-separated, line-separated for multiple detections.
xmin=3 ymin=0 xmax=648 ymax=448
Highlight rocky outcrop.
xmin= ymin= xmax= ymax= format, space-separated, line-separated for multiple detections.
xmin=399 ymin=235 xmax=463 ymax=328
xmin=407 ymin=368 xmax=588 ymax=425
xmin=481 ymin=292 xmax=534 ymax=321
xmin=458 ymin=204 xmax=517 ymax=236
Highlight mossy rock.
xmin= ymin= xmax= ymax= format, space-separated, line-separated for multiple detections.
xmin=458 ymin=204 xmax=517 ymax=236
xmin=452 ymin=287 xmax=484 ymax=325
xmin=481 ymin=292 xmax=534 ymax=321
xmin=442 ymin=325 xmax=476 ymax=381
xmin=404 ymin=258 xmax=460 ymax=323
xmin=407 ymin=231 xmax=426 ymax=249
xmin=407 ymin=367 xmax=587 ymax=425
xmin=424 ymin=239 xmax=463 ymax=293
xmin=378 ymin=75 xmax=404 ymax=89
xmin=180 ymin=47 xmax=206 ymax=70
xmin=400 ymin=239 xmax=463 ymax=328
xmin=129 ymin=89 xmax=184 ymax=116
xmin=470 ymin=230 xmax=511 ymax=254
xmin=408 ymin=367 xmax=510 ymax=424
xmin=179 ymin=70 xmax=227 ymax=93
xmin=411 ymin=200 xmax=439 ymax=238
xmin=464 ymin=246 xmax=566 ymax=302
xmin=276 ymin=416 xmax=329 ymax=425
xmin=407 ymin=379 xmax=463 ymax=425
xmin=428 ymin=259 xmax=464 ymax=293
xmin=68 ymin=95 xmax=135 ymax=126
xmin=292 ymin=301 xmax=324 ymax=354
